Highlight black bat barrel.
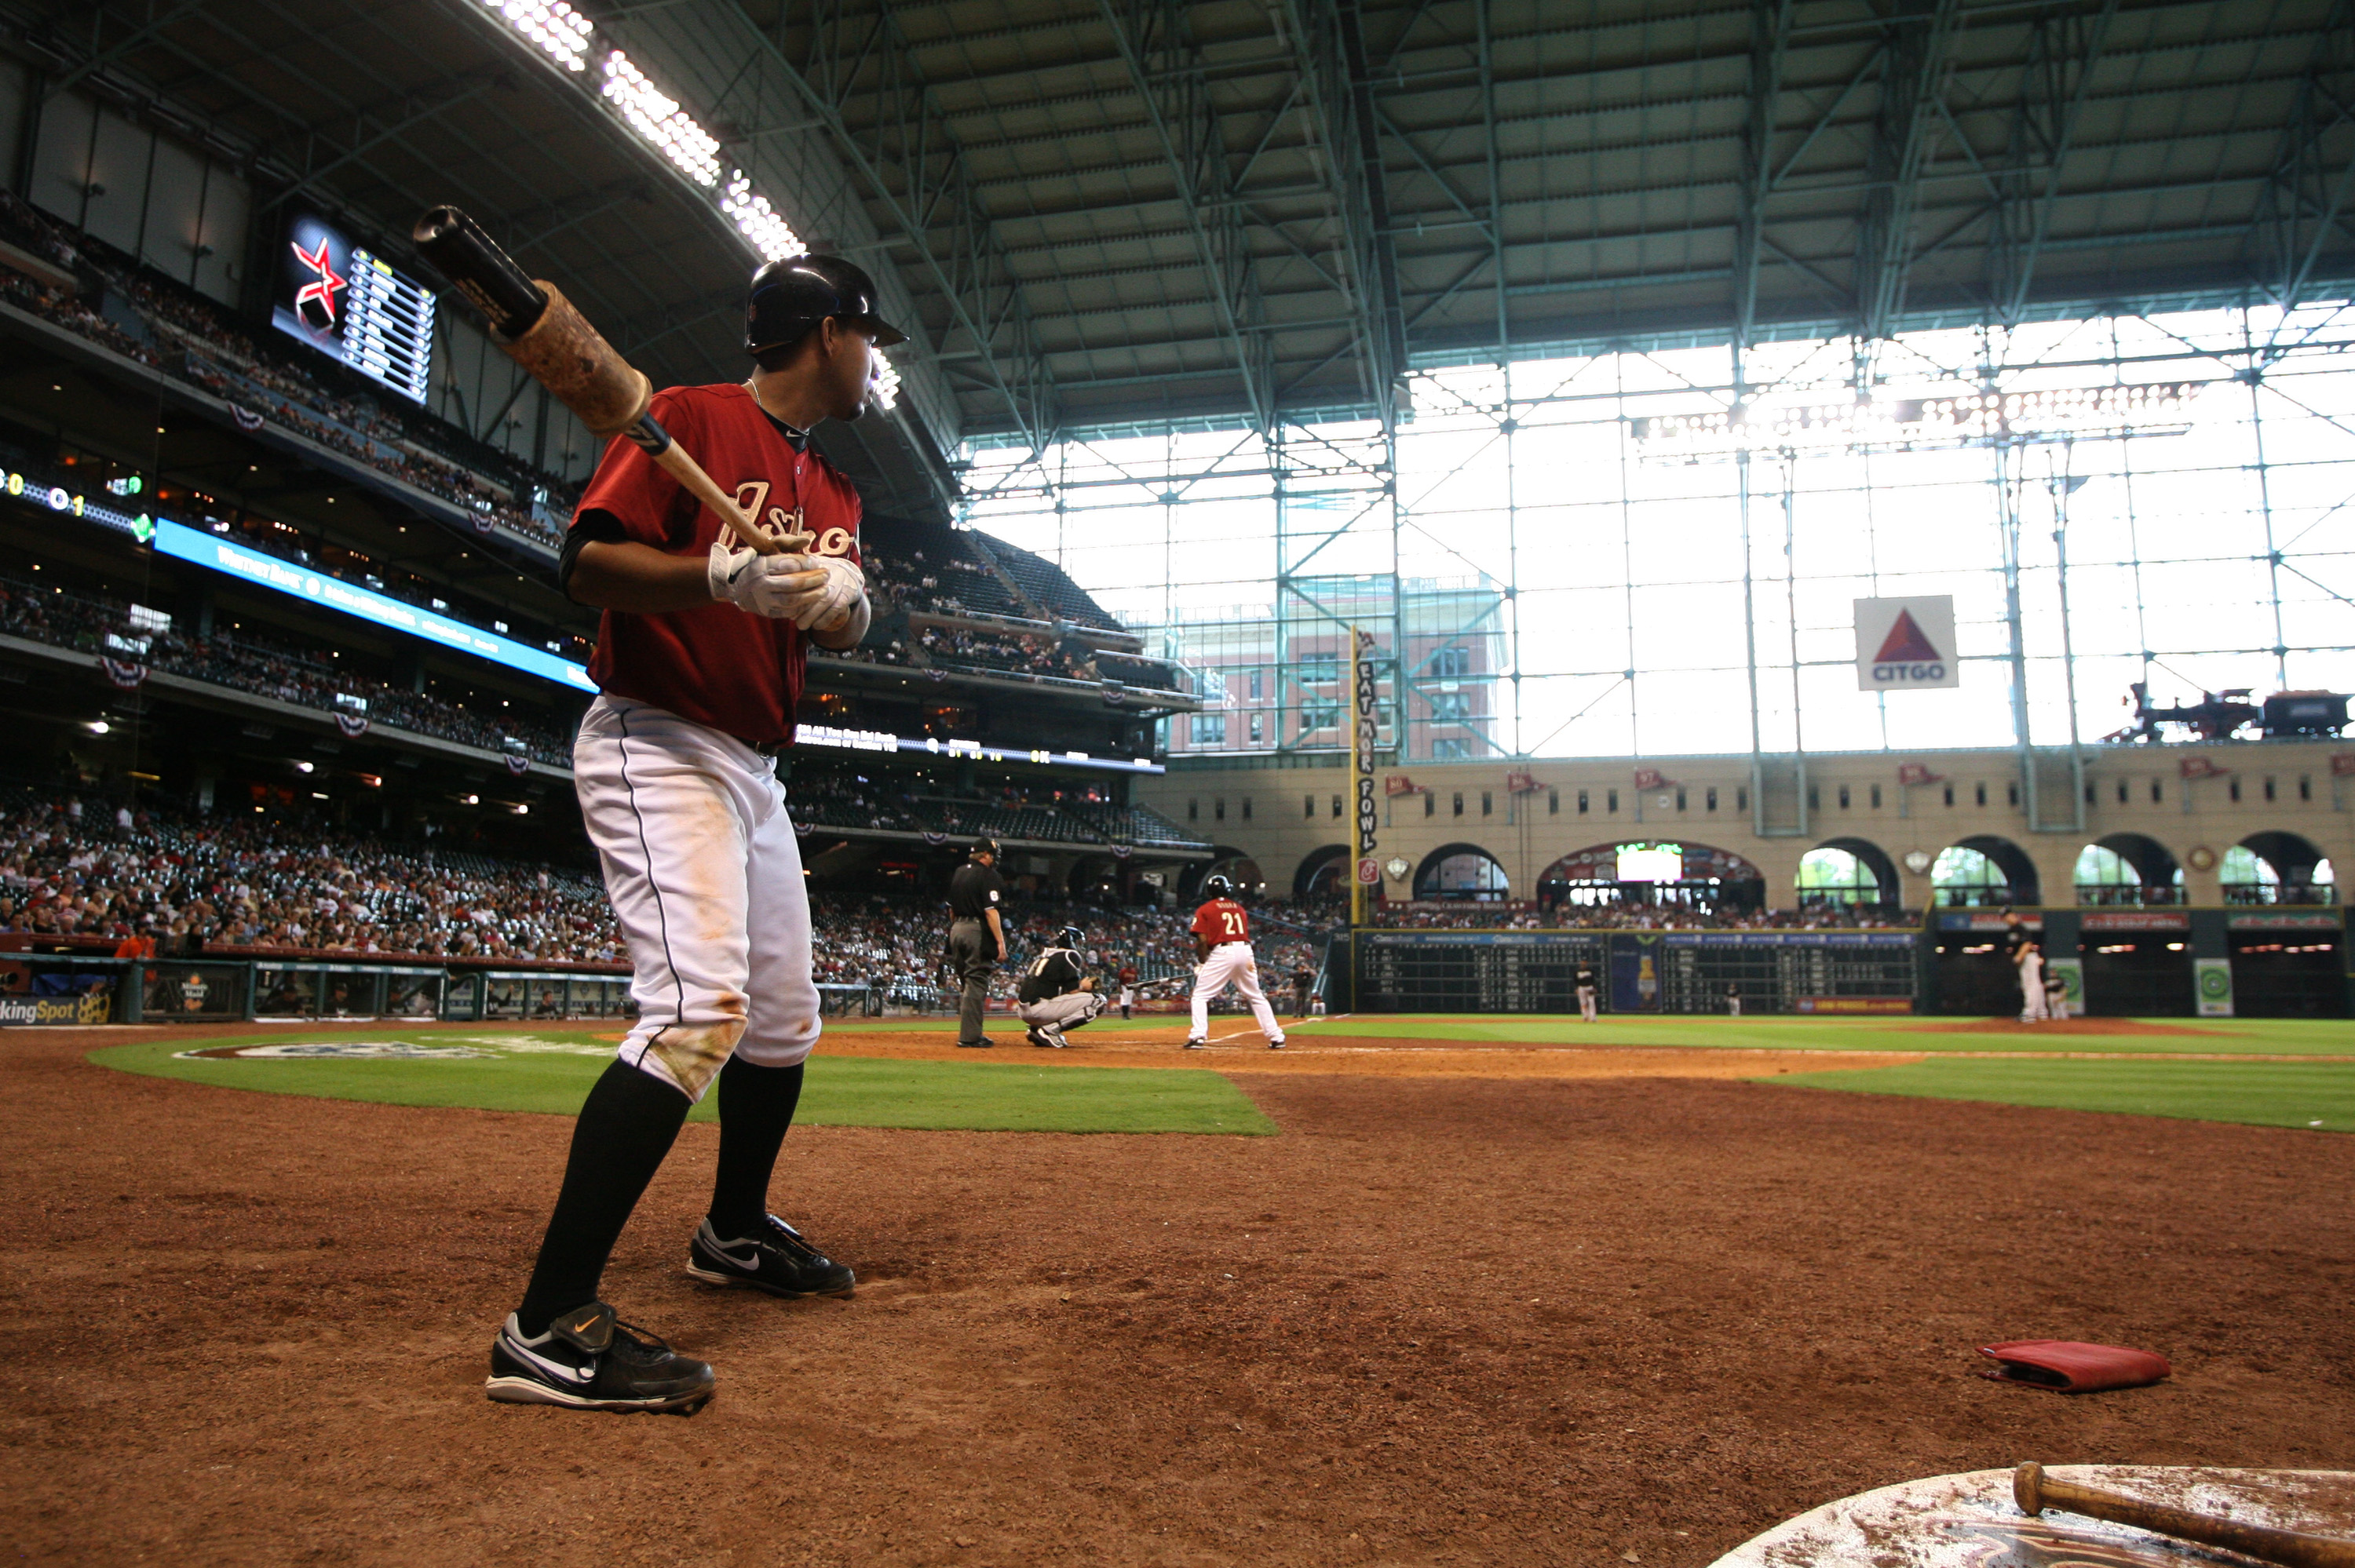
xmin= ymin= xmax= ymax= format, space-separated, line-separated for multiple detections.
xmin=412 ymin=206 xmax=546 ymax=337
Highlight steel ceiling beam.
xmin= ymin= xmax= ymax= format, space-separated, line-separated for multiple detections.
xmin=1855 ymin=0 xmax=1964 ymax=339
xmin=38 ymin=0 xmax=212 ymax=100
xmin=1734 ymin=0 xmax=1796 ymax=352
xmin=1094 ymin=0 xmax=1274 ymax=432
xmin=1987 ymin=0 xmax=2118 ymax=323
xmin=727 ymin=0 xmax=1059 ymax=455
xmin=2249 ymin=0 xmax=2355 ymax=305
xmin=1271 ymin=0 xmax=1405 ymax=428
xmin=256 ymin=75 xmax=501 ymax=215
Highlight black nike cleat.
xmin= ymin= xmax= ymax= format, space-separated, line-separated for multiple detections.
xmin=485 ymin=1303 xmax=714 ymax=1414
xmin=686 ymin=1216 xmax=856 ymax=1300
xmin=1027 ymin=1026 xmax=1068 ymax=1048
xmin=1182 ymin=1037 xmax=1208 ymax=1050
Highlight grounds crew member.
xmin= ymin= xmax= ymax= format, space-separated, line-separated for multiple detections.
xmin=948 ymin=837 xmax=1008 ymax=1047
xmin=1183 ymin=875 xmax=1287 ymax=1051
xmin=486 ymin=253 xmax=893 ymax=1415
xmin=1016 ymin=924 xmax=1108 ymax=1048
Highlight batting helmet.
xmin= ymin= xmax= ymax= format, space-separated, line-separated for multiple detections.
xmin=1201 ymin=874 xmax=1233 ymax=897
xmin=747 ymin=255 xmax=908 ymax=355
xmin=1057 ymin=924 xmax=1084 ymax=949
xmin=969 ymin=837 xmax=1001 ymax=861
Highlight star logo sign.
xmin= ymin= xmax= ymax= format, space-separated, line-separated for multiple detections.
xmin=290 ymin=237 xmax=345 ymax=326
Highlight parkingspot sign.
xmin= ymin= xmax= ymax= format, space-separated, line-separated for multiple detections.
xmin=1854 ymin=596 xmax=1959 ymax=691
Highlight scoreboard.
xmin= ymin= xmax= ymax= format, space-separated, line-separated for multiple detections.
xmin=1353 ymin=932 xmax=1608 ymax=1013
xmin=272 ymin=211 xmax=436 ymax=403
xmin=1350 ymin=929 xmax=1919 ymax=1013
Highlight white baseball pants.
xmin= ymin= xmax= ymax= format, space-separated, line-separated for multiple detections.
xmin=1017 ymin=990 xmax=1108 ymax=1033
xmin=573 ymin=694 xmax=820 ymax=1099
xmin=1190 ymin=942 xmax=1284 ymax=1042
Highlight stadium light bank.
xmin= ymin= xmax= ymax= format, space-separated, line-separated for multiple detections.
xmin=1630 ymin=381 xmax=2208 ymax=461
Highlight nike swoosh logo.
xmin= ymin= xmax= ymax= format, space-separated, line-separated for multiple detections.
xmin=506 ymin=1339 xmax=595 ymax=1384
xmin=716 ymin=1246 xmax=761 ymax=1270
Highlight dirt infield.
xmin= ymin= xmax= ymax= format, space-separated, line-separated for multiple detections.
xmin=5 ymin=1024 xmax=2353 ymax=1566
xmin=809 ymin=1026 xmax=1929 ymax=1080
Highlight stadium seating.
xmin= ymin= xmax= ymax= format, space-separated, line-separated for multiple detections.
xmin=0 ymin=789 xmax=616 ymax=961
xmin=0 ymin=574 xmax=576 ymax=768
xmin=0 ymin=191 xmax=573 ymax=549
xmin=969 ymin=532 xmax=1125 ymax=632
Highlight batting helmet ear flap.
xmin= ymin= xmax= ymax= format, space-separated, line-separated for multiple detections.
xmin=1202 ymin=874 xmax=1233 ymax=897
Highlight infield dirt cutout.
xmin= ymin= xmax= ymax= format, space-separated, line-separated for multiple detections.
xmin=9 ymin=1019 xmax=2353 ymax=1567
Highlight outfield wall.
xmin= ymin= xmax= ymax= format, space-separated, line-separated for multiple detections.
xmin=1332 ymin=908 xmax=2349 ymax=1018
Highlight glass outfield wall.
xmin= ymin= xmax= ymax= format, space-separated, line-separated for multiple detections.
xmin=958 ymin=301 xmax=2355 ymax=764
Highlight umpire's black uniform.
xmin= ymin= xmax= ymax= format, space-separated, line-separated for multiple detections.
xmin=947 ymin=842 xmax=1008 ymax=1046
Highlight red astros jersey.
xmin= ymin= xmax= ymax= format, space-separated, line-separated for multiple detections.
xmin=573 ymin=382 xmax=860 ymax=746
xmin=1191 ymin=899 xmax=1251 ymax=945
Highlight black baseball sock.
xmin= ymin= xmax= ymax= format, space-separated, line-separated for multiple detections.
xmin=515 ymin=1059 xmax=692 ymax=1335
xmin=706 ymin=1055 xmax=805 ymax=1239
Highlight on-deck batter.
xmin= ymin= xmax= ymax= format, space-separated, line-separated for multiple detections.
xmin=1183 ymin=875 xmax=1287 ymax=1051
xmin=483 ymin=255 xmax=903 ymax=1417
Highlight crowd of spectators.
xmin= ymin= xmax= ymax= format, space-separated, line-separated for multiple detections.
xmin=0 ymin=574 xmax=575 ymax=768
xmin=0 ymin=195 xmax=1210 ymax=705
xmin=0 ymin=191 xmax=573 ymax=549
xmin=860 ymin=544 xmax=1024 ymax=622
xmin=0 ymin=793 xmax=619 ymax=962
xmin=783 ymin=763 xmax=1202 ymax=850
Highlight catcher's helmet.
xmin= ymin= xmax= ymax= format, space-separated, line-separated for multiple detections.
xmin=1057 ymin=924 xmax=1084 ymax=949
xmin=969 ymin=837 xmax=1001 ymax=860
xmin=747 ymin=255 xmax=907 ymax=354
xmin=1201 ymin=874 xmax=1233 ymax=897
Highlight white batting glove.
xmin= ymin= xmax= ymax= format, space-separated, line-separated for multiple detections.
xmin=773 ymin=553 xmax=867 ymax=633
xmin=706 ymin=542 xmax=804 ymax=618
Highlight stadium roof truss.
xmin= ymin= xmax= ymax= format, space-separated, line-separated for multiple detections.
xmin=13 ymin=0 xmax=2355 ymax=468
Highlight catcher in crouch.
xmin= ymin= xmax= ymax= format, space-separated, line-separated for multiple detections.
xmin=1015 ymin=924 xmax=1108 ymax=1048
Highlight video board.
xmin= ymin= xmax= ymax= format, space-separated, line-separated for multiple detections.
xmin=272 ymin=212 xmax=436 ymax=403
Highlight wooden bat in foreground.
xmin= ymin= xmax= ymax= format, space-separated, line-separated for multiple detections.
xmin=2015 ymin=1462 xmax=2355 ymax=1568
xmin=411 ymin=206 xmax=805 ymax=556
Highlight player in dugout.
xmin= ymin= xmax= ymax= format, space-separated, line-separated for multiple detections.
xmin=1014 ymin=924 xmax=1108 ymax=1048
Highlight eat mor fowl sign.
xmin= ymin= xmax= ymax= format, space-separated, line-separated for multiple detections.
xmin=1855 ymin=595 xmax=1959 ymax=691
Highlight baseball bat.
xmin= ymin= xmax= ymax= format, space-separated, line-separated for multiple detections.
xmin=411 ymin=206 xmax=805 ymax=556
xmin=2014 ymin=1463 xmax=2355 ymax=1568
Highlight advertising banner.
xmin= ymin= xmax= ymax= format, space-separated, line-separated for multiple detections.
xmin=2194 ymin=957 xmax=2235 ymax=1017
xmin=1854 ymin=596 xmax=1959 ymax=691
xmin=2042 ymin=957 xmax=2084 ymax=1018
xmin=1349 ymin=628 xmax=1381 ymax=924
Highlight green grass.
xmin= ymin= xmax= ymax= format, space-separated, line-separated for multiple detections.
xmin=1287 ymin=1013 xmax=2355 ymax=1055
xmin=88 ymin=1032 xmax=1276 ymax=1136
xmin=1768 ymin=1056 xmax=2355 ymax=1132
